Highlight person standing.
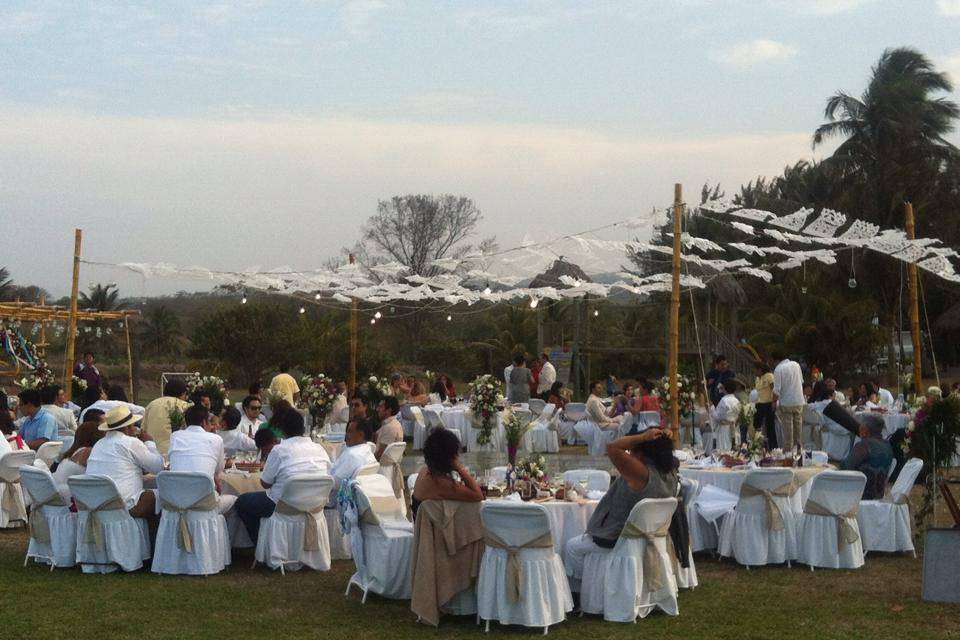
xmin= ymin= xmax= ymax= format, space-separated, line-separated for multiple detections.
xmin=16 ymin=388 xmax=59 ymax=450
xmin=268 ymin=364 xmax=300 ymax=405
xmin=752 ymin=361 xmax=777 ymax=448
xmin=537 ymin=353 xmax=557 ymax=401
xmin=141 ymin=378 xmax=192 ymax=456
xmin=772 ymin=351 xmax=804 ymax=450
xmin=73 ymin=351 xmax=102 ymax=390
xmin=507 ymin=354 xmax=532 ymax=403
xmin=705 ymin=355 xmax=735 ymax=407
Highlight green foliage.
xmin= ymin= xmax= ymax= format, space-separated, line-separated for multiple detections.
xmin=138 ymin=305 xmax=183 ymax=357
xmin=907 ymin=394 xmax=960 ymax=531
xmin=79 ymin=283 xmax=124 ymax=312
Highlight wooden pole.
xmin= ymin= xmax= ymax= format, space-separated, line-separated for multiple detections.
xmin=63 ymin=229 xmax=82 ymax=387
xmin=669 ymin=184 xmax=682 ymax=445
xmin=349 ymin=253 xmax=358 ymax=395
xmin=37 ymin=294 xmax=47 ymax=359
xmin=124 ymin=314 xmax=134 ymax=401
xmin=904 ymin=202 xmax=923 ymax=396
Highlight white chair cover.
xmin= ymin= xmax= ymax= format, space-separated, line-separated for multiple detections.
xmin=0 ymin=451 xmax=35 ymax=528
xmin=153 ymin=471 xmax=231 ymax=575
xmin=819 ymin=413 xmax=854 ymax=461
xmin=796 ymin=470 xmax=866 ymax=569
xmin=477 ymin=501 xmax=572 ymax=630
xmin=857 ymin=457 xmax=923 ymax=555
xmin=379 ymin=441 xmax=407 ymax=515
xmin=561 ymin=469 xmax=610 ymax=492
xmin=20 ymin=465 xmax=77 ymax=568
xmin=347 ymin=473 xmax=414 ymax=600
xmin=689 ymin=484 xmax=738 ymax=551
xmin=255 ymin=474 xmax=333 ymax=572
xmin=579 ymin=497 xmax=679 ymax=621
xmin=36 ymin=441 xmax=63 ymax=469
xmin=675 ymin=479 xmax=699 ymax=589
xmin=636 ymin=411 xmax=661 ymax=430
xmin=400 ymin=405 xmax=419 ymax=438
xmin=527 ymin=399 xmax=546 ymax=416
xmin=573 ymin=420 xmax=617 ymax=456
xmin=67 ymin=474 xmax=150 ymax=573
xmin=410 ymin=406 xmax=432 ymax=450
xmin=801 ymin=404 xmax=822 ymax=450
xmin=524 ymin=404 xmax=559 ymax=453
xmin=718 ymin=468 xmax=799 ymax=566
xmin=560 ymin=403 xmax=587 ymax=445
xmin=424 ymin=408 xmax=464 ymax=446
xmin=356 ymin=462 xmax=380 ymax=477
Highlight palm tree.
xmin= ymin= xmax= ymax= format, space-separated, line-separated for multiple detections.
xmin=139 ymin=305 xmax=183 ymax=357
xmin=813 ymin=47 xmax=959 ymax=227
xmin=79 ymin=283 xmax=124 ymax=312
xmin=0 ymin=267 xmax=12 ymax=300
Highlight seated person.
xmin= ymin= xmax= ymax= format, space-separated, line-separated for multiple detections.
xmin=234 ymin=410 xmax=331 ymax=544
xmin=411 ymin=428 xmax=483 ymax=520
xmin=238 ymin=395 xmax=265 ymax=437
xmin=328 ymin=382 xmax=350 ymax=424
xmin=563 ymin=427 xmax=679 ymax=587
xmin=168 ymin=404 xmax=235 ymax=513
xmin=85 ymin=406 xmax=165 ymax=528
xmin=608 ymin=388 xmax=630 ymax=418
xmin=375 ymin=396 xmax=404 ymax=461
xmin=254 ymin=427 xmax=279 ymax=464
xmin=841 ymin=413 xmax=894 ymax=500
xmin=79 ymin=384 xmax=145 ymax=422
xmin=547 ymin=381 xmax=567 ymax=410
xmin=219 ymin=405 xmax=257 ymax=458
xmin=630 ymin=378 xmax=661 ymax=414
xmin=586 ymin=380 xmax=620 ymax=428
xmin=39 ymin=384 xmax=78 ymax=438
xmin=52 ymin=412 xmax=105 ymax=501
xmin=256 ymin=399 xmax=291 ymax=440
xmin=16 ymin=388 xmax=59 ymax=450
xmin=329 ymin=417 xmax=377 ymax=497
xmin=404 ymin=381 xmax=430 ymax=406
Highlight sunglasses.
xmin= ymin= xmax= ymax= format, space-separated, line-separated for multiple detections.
xmin=249 ymin=405 xmax=262 ymax=411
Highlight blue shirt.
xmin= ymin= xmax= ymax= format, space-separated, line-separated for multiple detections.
xmin=20 ymin=408 xmax=59 ymax=444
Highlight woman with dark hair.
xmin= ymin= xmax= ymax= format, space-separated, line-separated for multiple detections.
xmin=257 ymin=398 xmax=292 ymax=440
xmin=563 ymin=427 xmax=679 ymax=588
xmin=630 ymin=378 xmax=660 ymax=413
xmin=410 ymin=428 xmax=483 ymax=520
xmin=405 ymin=381 xmax=429 ymax=406
xmin=430 ymin=379 xmax=449 ymax=402
xmin=507 ymin=354 xmax=533 ymax=403
xmin=52 ymin=417 xmax=106 ymax=500
xmin=610 ymin=383 xmax=635 ymax=418
xmin=438 ymin=374 xmax=457 ymax=400
xmin=547 ymin=381 xmax=567 ymax=410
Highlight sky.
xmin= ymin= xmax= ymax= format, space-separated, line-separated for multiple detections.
xmin=2 ymin=0 xmax=959 ymax=297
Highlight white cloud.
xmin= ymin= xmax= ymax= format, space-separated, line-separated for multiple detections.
xmin=0 ymin=104 xmax=821 ymax=295
xmin=341 ymin=0 xmax=388 ymax=37
xmin=710 ymin=39 xmax=797 ymax=68
xmin=788 ymin=0 xmax=877 ymax=15
xmin=938 ymin=0 xmax=960 ymax=16
xmin=939 ymin=53 xmax=960 ymax=85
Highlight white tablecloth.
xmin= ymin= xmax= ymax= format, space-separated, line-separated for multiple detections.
xmin=441 ymin=407 xmax=505 ymax=452
xmin=854 ymin=412 xmax=911 ymax=438
xmin=680 ymin=465 xmax=828 ymax=507
xmin=487 ymin=498 xmax=598 ymax=552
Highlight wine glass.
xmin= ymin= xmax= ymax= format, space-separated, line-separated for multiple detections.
xmin=577 ymin=477 xmax=589 ymax=497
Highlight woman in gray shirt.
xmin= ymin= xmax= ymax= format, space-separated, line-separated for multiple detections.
xmin=507 ymin=354 xmax=532 ymax=403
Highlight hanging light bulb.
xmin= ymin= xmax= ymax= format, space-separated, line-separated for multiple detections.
xmin=446 ymin=315 xmax=452 ymax=321
xmin=483 ymin=286 xmax=492 ymax=296
xmin=374 ymin=311 xmax=382 ymax=319
xmin=315 ymin=293 xmax=321 ymax=300
xmin=299 ymin=307 xmax=306 ymax=314
xmin=241 ymin=295 xmax=247 ymax=304
xmin=370 ymin=318 xmax=376 ymax=324
xmin=801 ymin=286 xmax=808 ymax=294
xmin=593 ymin=309 xmax=599 ymax=317
xmin=529 ymin=298 xmax=539 ymax=309
xmin=848 ymin=277 xmax=857 ymax=289
xmin=390 ymin=306 xmax=395 ymax=313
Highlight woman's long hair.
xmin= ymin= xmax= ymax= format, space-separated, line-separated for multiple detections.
xmin=632 ymin=435 xmax=677 ymax=475
xmin=61 ymin=420 xmax=105 ymax=461
xmin=423 ymin=428 xmax=460 ymax=476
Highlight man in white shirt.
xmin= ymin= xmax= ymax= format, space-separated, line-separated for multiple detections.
xmin=374 ymin=396 xmax=404 ymax=460
xmin=219 ymin=406 xmax=257 ymax=458
xmin=772 ymin=351 xmax=805 ymax=450
xmin=536 ymin=353 xmax=557 ymax=399
xmin=79 ymin=385 xmax=145 ymax=422
xmin=329 ymin=418 xmax=376 ymax=497
xmin=234 ymin=410 xmax=330 ymax=544
xmin=86 ymin=406 xmax=165 ymax=523
xmin=168 ymin=404 xmax=236 ymax=513
xmin=585 ymin=381 xmax=620 ymax=427
xmin=504 ymin=361 xmax=514 ymax=388
xmin=711 ymin=382 xmax=742 ymax=448
xmin=238 ymin=395 xmax=265 ymax=438
xmin=39 ymin=384 xmax=77 ymax=438
xmin=874 ymin=381 xmax=895 ymax=409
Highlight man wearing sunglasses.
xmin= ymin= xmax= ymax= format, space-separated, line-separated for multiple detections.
xmin=239 ymin=394 xmax=265 ymax=438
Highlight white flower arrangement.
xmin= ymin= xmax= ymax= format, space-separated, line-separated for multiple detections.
xmin=653 ymin=374 xmax=696 ymax=416
xmin=514 ymin=454 xmax=546 ymax=482
xmin=470 ymin=374 xmax=502 ymax=445
xmin=186 ymin=373 xmax=229 ymax=413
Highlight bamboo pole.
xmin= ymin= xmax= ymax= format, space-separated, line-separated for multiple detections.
xmin=37 ymin=294 xmax=47 ymax=358
xmin=669 ymin=184 xmax=682 ymax=444
xmin=63 ymin=229 xmax=82 ymax=386
xmin=904 ymin=202 xmax=923 ymax=396
xmin=124 ymin=314 xmax=135 ymax=401
xmin=349 ymin=253 xmax=358 ymax=395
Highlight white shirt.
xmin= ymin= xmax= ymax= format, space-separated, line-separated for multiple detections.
xmin=878 ymin=387 xmax=895 ymax=409
xmin=537 ymin=361 xmax=557 ymax=394
xmin=586 ymin=394 xmax=617 ymax=426
xmin=329 ymin=442 xmax=377 ymax=494
xmin=52 ymin=457 xmax=86 ymax=501
xmin=261 ymin=436 xmax=331 ymax=503
xmin=42 ymin=404 xmax=77 ymax=437
xmin=237 ymin=414 xmax=264 ymax=438
xmin=80 ymin=400 xmax=145 ymax=423
xmin=219 ymin=429 xmax=257 ymax=457
xmin=86 ymin=430 xmax=165 ymax=509
xmin=773 ymin=359 xmax=805 ymax=407
xmin=168 ymin=425 xmax=226 ymax=480
xmin=712 ymin=394 xmax=741 ymax=424
xmin=328 ymin=394 xmax=349 ymax=424
xmin=0 ymin=433 xmax=11 ymax=456
xmin=504 ymin=364 xmax=514 ymax=387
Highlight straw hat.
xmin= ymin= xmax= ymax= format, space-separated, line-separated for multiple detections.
xmin=100 ymin=405 xmax=144 ymax=432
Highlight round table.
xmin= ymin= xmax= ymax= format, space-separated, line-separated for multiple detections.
xmin=855 ymin=412 xmax=911 ymax=438
xmin=441 ymin=408 xmax=505 ymax=452
xmin=679 ymin=465 xmax=828 ymax=506
xmin=221 ymin=470 xmax=263 ymax=496
xmin=486 ymin=498 xmax=598 ymax=552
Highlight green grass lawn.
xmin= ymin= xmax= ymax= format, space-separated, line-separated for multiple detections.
xmin=0 ymin=524 xmax=957 ymax=640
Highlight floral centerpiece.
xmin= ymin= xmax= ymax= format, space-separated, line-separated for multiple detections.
xmin=364 ymin=374 xmax=394 ymax=404
xmin=186 ymin=374 xmax=229 ymax=413
xmin=16 ymin=362 xmax=55 ymax=390
xmin=70 ymin=375 xmax=88 ymax=402
xmin=469 ymin=374 xmax=503 ymax=446
xmin=653 ymin=374 xmax=696 ymax=418
xmin=744 ymin=424 xmax=766 ymax=462
xmin=300 ymin=373 xmax=337 ymax=435
xmin=738 ymin=402 xmax=756 ymax=435
xmin=502 ymin=406 xmax=534 ymax=464
xmin=514 ymin=454 xmax=546 ymax=482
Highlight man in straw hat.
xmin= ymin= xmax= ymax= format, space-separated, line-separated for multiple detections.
xmin=86 ymin=405 xmax=165 ymax=530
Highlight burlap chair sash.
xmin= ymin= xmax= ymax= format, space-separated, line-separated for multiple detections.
xmin=804 ymin=499 xmax=860 ymax=547
xmin=620 ymin=519 xmax=674 ymax=592
xmin=75 ymin=496 xmax=127 ymax=551
xmin=275 ymin=500 xmax=325 ymax=551
xmin=1 ymin=479 xmax=25 ymax=521
xmin=739 ymin=480 xmax=794 ymax=531
xmin=360 ymin=496 xmax=404 ymax=525
xmin=28 ymin=493 xmax=67 ymax=544
xmin=160 ymin=493 xmax=219 ymax=553
xmin=381 ymin=459 xmax=405 ymax=500
xmin=483 ymin=530 xmax=554 ymax=603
